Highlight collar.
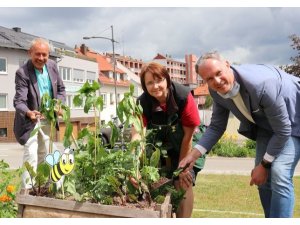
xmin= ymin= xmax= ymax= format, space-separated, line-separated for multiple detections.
xmin=217 ymin=81 xmax=240 ymax=99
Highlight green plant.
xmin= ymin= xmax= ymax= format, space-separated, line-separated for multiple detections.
xmin=71 ymin=83 xmax=165 ymax=206
xmin=30 ymin=93 xmax=73 ymax=150
xmin=21 ymin=82 xmax=181 ymax=215
xmin=0 ymin=160 xmax=22 ymax=218
xmin=204 ymin=95 xmax=213 ymax=109
xmin=211 ymin=133 xmax=255 ymax=157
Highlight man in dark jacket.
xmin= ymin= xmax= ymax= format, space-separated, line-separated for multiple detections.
xmin=180 ymin=51 xmax=300 ymax=218
xmin=13 ymin=38 xmax=65 ymax=188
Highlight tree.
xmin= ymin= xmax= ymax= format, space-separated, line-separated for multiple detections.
xmin=281 ymin=34 xmax=300 ymax=77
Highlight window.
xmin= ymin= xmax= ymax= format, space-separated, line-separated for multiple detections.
xmin=108 ymin=71 xmax=113 ymax=79
xmin=117 ymin=93 xmax=121 ymax=103
xmin=66 ymin=95 xmax=72 ymax=108
xmin=101 ymin=93 xmax=107 ymax=108
xmin=0 ymin=94 xmax=7 ymax=109
xmin=110 ymin=93 xmax=114 ymax=104
xmin=86 ymin=71 xmax=96 ymax=84
xmin=0 ymin=58 xmax=7 ymax=74
xmin=73 ymin=69 xmax=84 ymax=83
xmin=59 ymin=66 xmax=72 ymax=81
xmin=0 ymin=128 xmax=7 ymax=137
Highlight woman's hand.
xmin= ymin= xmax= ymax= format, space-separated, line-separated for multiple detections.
xmin=179 ymin=170 xmax=193 ymax=190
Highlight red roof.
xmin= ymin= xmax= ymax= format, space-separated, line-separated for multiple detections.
xmin=153 ymin=53 xmax=167 ymax=60
xmin=75 ymin=46 xmax=124 ymax=74
xmin=98 ymin=72 xmax=130 ymax=87
xmin=193 ymin=84 xmax=209 ymax=96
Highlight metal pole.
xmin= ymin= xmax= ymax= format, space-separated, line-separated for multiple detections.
xmin=111 ymin=25 xmax=118 ymax=117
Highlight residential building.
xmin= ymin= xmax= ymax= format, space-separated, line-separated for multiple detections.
xmin=153 ymin=53 xmax=186 ymax=84
xmin=0 ymin=26 xmax=98 ymax=142
xmin=106 ymin=53 xmax=144 ymax=76
xmin=76 ymin=44 xmax=131 ymax=124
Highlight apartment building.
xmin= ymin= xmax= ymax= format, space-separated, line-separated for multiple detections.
xmin=0 ymin=26 xmax=98 ymax=142
xmin=76 ymin=44 xmax=132 ymax=124
xmin=106 ymin=53 xmax=144 ymax=76
xmin=153 ymin=53 xmax=187 ymax=84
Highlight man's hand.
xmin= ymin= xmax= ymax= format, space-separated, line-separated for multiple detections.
xmin=54 ymin=104 xmax=63 ymax=117
xmin=250 ymin=164 xmax=269 ymax=186
xmin=179 ymin=149 xmax=201 ymax=171
xmin=26 ymin=110 xmax=43 ymax=122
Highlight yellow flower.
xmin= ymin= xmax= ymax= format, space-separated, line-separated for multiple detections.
xmin=6 ymin=185 xmax=15 ymax=193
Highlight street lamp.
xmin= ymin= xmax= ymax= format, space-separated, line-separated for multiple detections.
xmin=83 ymin=25 xmax=119 ymax=116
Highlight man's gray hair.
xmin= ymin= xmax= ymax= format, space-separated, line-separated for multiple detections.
xmin=29 ymin=38 xmax=53 ymax=51
xmin=195 ymin=51 xmax=224 ymax=74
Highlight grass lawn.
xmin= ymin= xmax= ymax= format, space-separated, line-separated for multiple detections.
xmin=192 ymin=174 xmax=300 ymax=218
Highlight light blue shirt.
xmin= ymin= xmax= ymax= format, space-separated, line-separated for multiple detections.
xmin=35 ymin=65 xmax=53 ymax=99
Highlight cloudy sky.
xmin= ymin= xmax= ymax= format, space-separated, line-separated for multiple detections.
xmin=0 ymin=7 xmax=299 ymax=66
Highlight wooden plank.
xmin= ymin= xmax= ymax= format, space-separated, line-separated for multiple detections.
xmin=160 ymin=192 xmax=171 ymax=218
xmin=17 ymin=193 xmax=162 ymax=218
xmin=23 ymin=205 xmax=118 ymax=218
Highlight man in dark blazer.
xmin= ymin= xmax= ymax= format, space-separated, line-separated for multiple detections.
xmin=179 ymin=51 xmax=300 ymax=218
xmin=13 ymin=38 xmax=65 ymax=188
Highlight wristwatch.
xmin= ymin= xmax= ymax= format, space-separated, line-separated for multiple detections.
xmin=260 ymin=159 xmax=272 ymax=169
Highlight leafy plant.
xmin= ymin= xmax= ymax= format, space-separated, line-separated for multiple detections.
xmin=22 ymin=81 xmax=182 ymax=214
xmin=30 ymin=93 xmax=73 ymax=150
xmin=0 ymin=160 xmax=22 ymax=218
xmin=71 ymin=83 xmax=164 ymax=207
xmin=211 ymin=133 xmax=255 ymax=157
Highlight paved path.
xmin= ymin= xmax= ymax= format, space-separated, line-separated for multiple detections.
xmin=1 ymin=143 xmax=300 ymax=176
xmin=202 ymin=156 xmax=300 ymax=176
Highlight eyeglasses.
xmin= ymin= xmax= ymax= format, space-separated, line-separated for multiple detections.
xmin=145 ymin=77 xmax=166 ymax=87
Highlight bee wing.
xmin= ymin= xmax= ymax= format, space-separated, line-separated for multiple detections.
xmin=53 ymin=150 xmax=61 ymax=164
xmin=45 ymin=154 xmax=54 ymax=166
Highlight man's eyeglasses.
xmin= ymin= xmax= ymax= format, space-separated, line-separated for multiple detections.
xmin=145 ymin=77 xmax=166 ymax=87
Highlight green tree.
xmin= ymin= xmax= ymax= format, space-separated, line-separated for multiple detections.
xmin=281 ymin=34 xmax=300 ymax=77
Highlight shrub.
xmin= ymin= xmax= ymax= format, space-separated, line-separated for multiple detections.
xmin=0 ymin=160 xmax=22 ymax=218
xmin=210 ymin=133 xmax=256 ymax=158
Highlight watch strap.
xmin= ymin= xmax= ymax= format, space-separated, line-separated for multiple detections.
xmin=261 ymin=159 xmax=272 ymax=169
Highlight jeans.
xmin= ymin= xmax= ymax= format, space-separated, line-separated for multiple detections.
xmin=255 ymin=129 xmax=300 ymax=218
xmin=21 ymin=122 xmax=56 ymax=189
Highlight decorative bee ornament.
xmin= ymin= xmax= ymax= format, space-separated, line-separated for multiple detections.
xmin=45 ymin=148 xmax=75 ymax=183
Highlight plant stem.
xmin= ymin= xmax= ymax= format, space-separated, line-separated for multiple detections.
xmin=49 ymin=121 xmax=55 ymax=154
xmin=94 ymin=106 xmax=97 ymax=164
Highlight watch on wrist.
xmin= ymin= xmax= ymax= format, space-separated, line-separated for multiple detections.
xmin=260 ymin=159 xmax=272 ymax=169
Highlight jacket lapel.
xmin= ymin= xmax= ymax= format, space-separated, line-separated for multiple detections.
xmin=27 ymin=60 xmax=40 ymax=108
xmin=233 ymin=69 xmax=252 ymax=114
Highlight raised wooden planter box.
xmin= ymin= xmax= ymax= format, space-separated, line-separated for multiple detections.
xmin=16 ymin=189 xmax=172 ymax=218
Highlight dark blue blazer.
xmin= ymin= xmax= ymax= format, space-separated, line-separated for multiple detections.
xmin=198 ymin=64 xmax=300 ymax=157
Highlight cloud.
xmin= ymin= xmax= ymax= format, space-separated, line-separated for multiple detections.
xmin=0 ymin=7 xmax=299 ymax=65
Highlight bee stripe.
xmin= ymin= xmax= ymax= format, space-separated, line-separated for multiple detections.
xmin=51 ymin=164 xmax=63 ymax=182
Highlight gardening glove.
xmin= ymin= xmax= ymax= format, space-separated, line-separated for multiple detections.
xmin=250 ymin=164 xmax=268 ymax=186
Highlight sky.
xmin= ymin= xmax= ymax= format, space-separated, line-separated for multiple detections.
xmin=0 ymin=5 xmax=300 ymax=66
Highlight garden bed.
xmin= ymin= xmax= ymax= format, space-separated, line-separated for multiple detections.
xmin=16 ymin=189 xmax=172 ymax=218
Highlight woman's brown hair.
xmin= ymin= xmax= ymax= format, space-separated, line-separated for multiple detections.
xmin=140 ymin=62 xmax=171 ymax=92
